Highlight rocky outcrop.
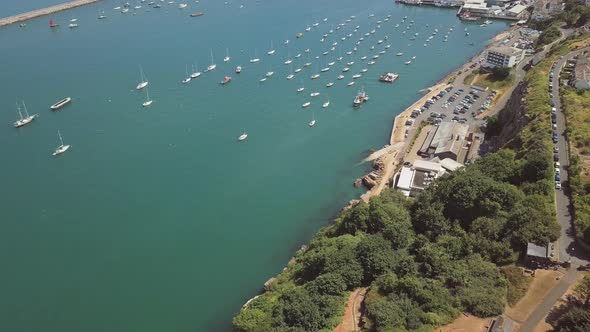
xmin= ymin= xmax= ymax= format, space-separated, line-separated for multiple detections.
xmin=491 ymin=81 xmax=530 ymax=149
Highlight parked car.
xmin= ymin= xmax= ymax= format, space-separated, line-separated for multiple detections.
xmin=554 ymin=153 xmax=560 ymax=161
xmin=556 ymin=181 xmax=562 ymax=190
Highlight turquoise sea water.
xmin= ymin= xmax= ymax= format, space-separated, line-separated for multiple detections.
xmin=0 ymin=1 xmax=507 ymax=331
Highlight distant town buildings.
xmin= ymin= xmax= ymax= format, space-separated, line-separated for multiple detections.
xmin=486 ymin=46 xmax=526 ymax=68
xmin=532 ymin=0 xmax=564 ymax=21
xmin=571 ymin=57 xmax=590 ymax=90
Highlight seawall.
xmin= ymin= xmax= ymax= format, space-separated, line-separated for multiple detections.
xmin=0 ymin=0 xmax=102 ymax=27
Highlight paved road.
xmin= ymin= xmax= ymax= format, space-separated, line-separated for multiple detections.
xmin=551 ymin=51 xmax=590 ymax=266
xmin=519 ymin=268 xmax=579 ymax=332
xmin=519 ymin=47 xmax=590 ymax=332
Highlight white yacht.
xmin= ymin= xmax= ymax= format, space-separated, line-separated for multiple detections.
xmin=267 ymin=41 xmax=275 ymax=55
xmin=207 ymin=50 xmax=216 ymax=71
xmin=297 ymin=80 xmax=305 ymax=92
xmin=181 ymin=65 xmax=192 ymax=84
xmin=322 ymin=100 xmax=330 ymax=108
xmin=320 ymin=67 xmax=330 ymax=72
xmin=191 ymin=63 xmax=202 ymax=79
xmin=337 ymin=75 xmax=345 ymax=80
xmin=13 ymin=101 xmax=38 ymax=128
xmin=223 ymin=48 xmax=231 ymax=62
xmin=311 ymin=73 xmax=320 ymax=79
xmin=302 ymin=102 xmax=311 ymax=108
xmin=352 ymin=74 xmax=362 ymax=79
xmin=52 ymin=130 xmax=70 ymax=156
xmin=342 ymin=67 xmax=350 ymax=72
xmin=310 ymin=92 xmax=320 ymax=97
xmin=287 ymin=74 xmax=294 ymax=80
xmin=142 ymin=87 xmax=153 ymax=107
xmin=326 ymin=82 xmax=334 ymax=87
xmin=238 ymin=130 xmax=248 ymax=141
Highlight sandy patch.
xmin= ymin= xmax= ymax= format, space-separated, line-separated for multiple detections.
xmin=437 ymin=314 xmax=492 ymax=332
xmin=505 ymin=269 xmax=563 ymax=323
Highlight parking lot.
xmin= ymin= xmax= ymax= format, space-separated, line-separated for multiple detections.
xmin=407 ymin=84 xmax=496 ymax=131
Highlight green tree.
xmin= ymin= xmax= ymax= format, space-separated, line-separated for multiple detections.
xmin=356 ymin=234 xmax=396 ymax=283
xmin=555 ymin=306 xmax=590 ymax=332
xmin=575 ymin=276 xmax=590 ymax=306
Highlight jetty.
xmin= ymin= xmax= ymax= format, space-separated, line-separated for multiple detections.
xmin=0 ymin=0 xmax=102 ymax=27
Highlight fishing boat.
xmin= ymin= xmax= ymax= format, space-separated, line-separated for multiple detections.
xmin=142 ymin=87 xmax=153 ymax=107
xmin=379 ymin=72 xmax=399 ymax=83
xmin=50 ymin=97 xmax=72 ymax=111
xmin=302 ymin=102 xmax=311 ymax=108
xmin=296 ymin=32 xmax=303 ymax=38
xmin=52 ymin=130 xmax=70 ymax=156
xmin=135 ymin=65 xmax=149 ymax=90
xmin=337 ymin=75 xmax=345 ymax=80
xmin=206 ymin=50 xmax=217 ymax=72
xmin=267 ymin=41 xmax=275 ymax=55
xmin=224 ymin=48 xmax=231 ymax=62
xmin=238 ymin=130 xmax=248 ymax=141
xmin=13 ymin=101 xmax=38 ymax=128
xmin=220 ymin=76 xmax=232 ymax=85
xmin=310 ymin=92 xmax=320 ymax=97
xmin=353 ymin=89 xmax=369 ymax=107
xmin=326 ymin=82 xmax=334 ymax=87
xmin=235 ymin=66 xmax=242 ymax=73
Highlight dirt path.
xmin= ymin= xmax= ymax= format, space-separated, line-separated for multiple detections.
xmin=334 ymin=288 xmax=368 ymax=332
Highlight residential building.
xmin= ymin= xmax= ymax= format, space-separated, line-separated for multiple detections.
xmin=394 ymin=160 xmax=443 ymax=197
xmin=571 ymin=57 xmax=590 ymax=90
xmin=486 ymin=46 xmax=525 ymax=68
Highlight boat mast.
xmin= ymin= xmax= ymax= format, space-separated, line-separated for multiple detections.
xmin=145 ymin=87 xmax=150 ymax=101
xmin=58 ymin=130 xmax=64 ymax=146
xmin=16 ymin=102 xmax=23 ymax=120
xmin=139 ymin=65 xmax=145 ymax=82
xmin=210 ymin=49 xmax=214 ymax=65
xmin=22 ymin=101 xmax=30 ymax=117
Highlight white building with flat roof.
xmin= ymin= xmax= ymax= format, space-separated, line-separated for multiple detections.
xmin=486 ymin=46 xmax=525 ymax=68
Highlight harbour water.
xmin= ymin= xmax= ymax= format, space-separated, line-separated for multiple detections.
xmin=0 ymin=1 xmax=507 ymax=331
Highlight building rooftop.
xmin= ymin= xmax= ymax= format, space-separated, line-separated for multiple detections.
xmin=488 ymin=46 xmax=524 ymax=57
xmin=397 ymin=167 xmax=414 ymax=191
xmin=413 ymin=159 xmax=443 ymax=173
xmin=527 ymin=243 xmax=548 ymax=258
xmin=508 ymin=4 xmax=527 ymax=15
xmin=440 ymin=158 xmax=464 ymax=172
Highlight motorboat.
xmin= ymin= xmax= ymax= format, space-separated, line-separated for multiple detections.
xmin=342 ymin=67 xmax=350 ymax=72
xmin=353 ymin=89 xmax=369 ymax=107
xmin=235 ymin=66 xmax=242 ymax=74
xmin=352 ymin=74 xmax=362 ymax=79
xmin=337 ymin=75 xmax=345 ymax=80
xmin=320 ymin=67 xmax=330 ymax=72
xmin=50 ymin=97 xmax=72 ymax=110
xmin=311 ymin=74 xmax=320 ymax=79
xmin=379 ymin=72 xmax=399 ymax=83
xmin=302 ymin=102 xmax=311 ymax=108
xmin=310 ymin=92 xmax=320 ymax=97
xmin=326 ymin=82 xmax=334 ymax=87
xmin=220 ymin=76 xmax=232 ymax=85
xmin=287 ymin=74 xmax=294 ymax=80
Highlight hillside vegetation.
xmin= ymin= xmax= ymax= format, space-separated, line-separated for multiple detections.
xmin=230 ymin=27 xmax=574 ymax=332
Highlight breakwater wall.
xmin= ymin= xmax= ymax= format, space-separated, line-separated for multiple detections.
xmin=0 ymin=0 xmax=102 ymax=27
